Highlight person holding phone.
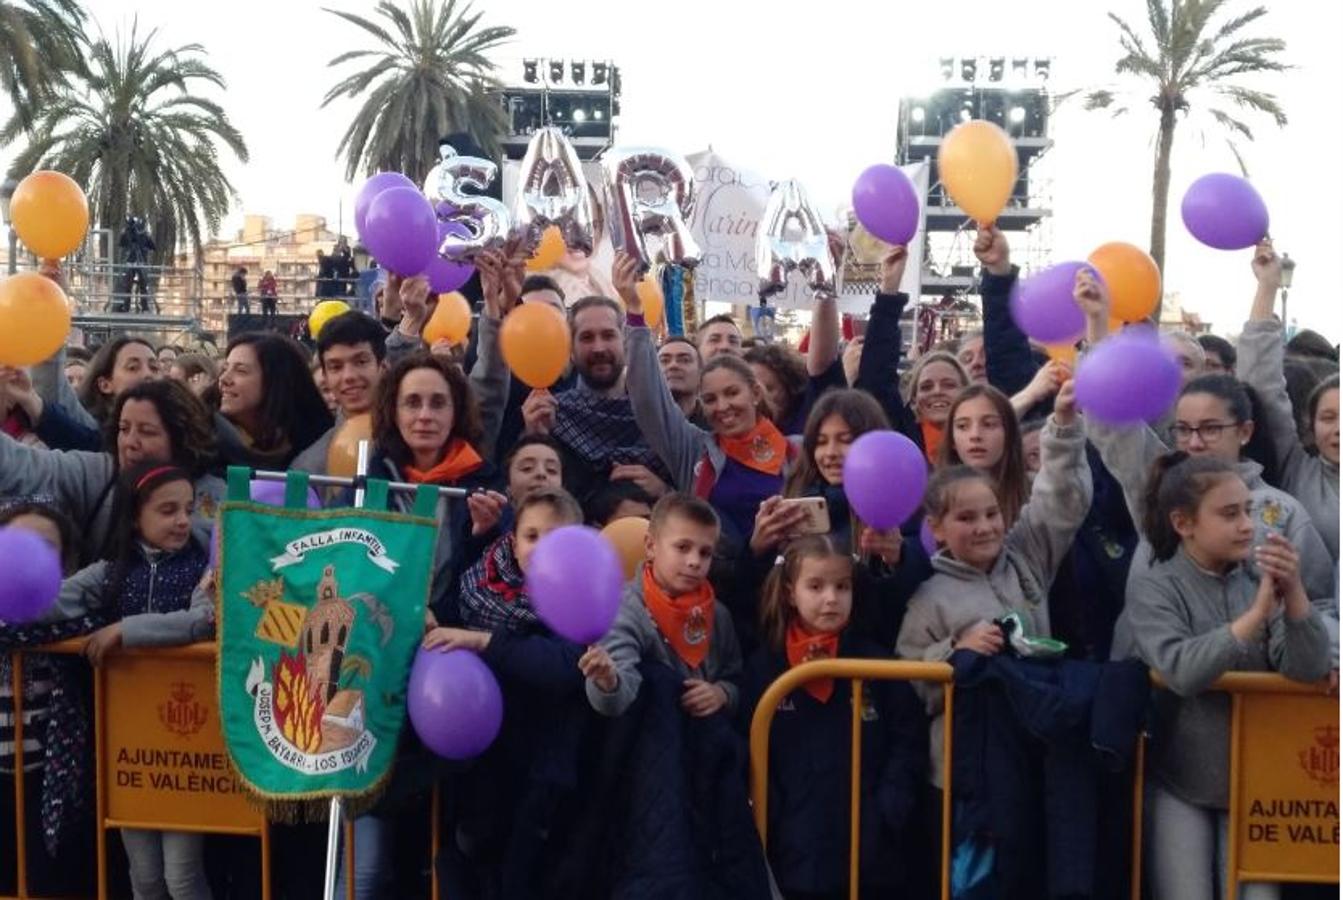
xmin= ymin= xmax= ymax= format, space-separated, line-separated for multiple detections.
xmin=616 ymin=251 xmax=800 ymax=652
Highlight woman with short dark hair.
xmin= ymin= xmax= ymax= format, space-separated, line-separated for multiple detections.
xmin=216 ymin=333 xmax=333 ymax=469
xmin=370 ymin=353 xmax=505 ymax=619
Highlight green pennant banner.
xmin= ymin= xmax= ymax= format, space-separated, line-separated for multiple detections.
xmin=216 ymin=471 xmax=437 ymax=813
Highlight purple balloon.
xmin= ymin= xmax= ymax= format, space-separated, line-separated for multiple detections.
xmin=526 ymin=525 xmax=624 ymax=643
xmin=852 ymin=164 xmax=920 ymax=246
xmin=354 ymin=171 xmax=415 ymax=243
xmin=842 ymin=430 xmax=928 ymax=531
xmin=919 ymin=519 xmax=938 ymax=557
xmin=250 ymin=479 xmax=322 ymax=509
xmin=407 ymin=649 xmax=503 ymax=760
xmin=208 ymin=524 xmax=220 ymax=569
xmin=363 ymin=186 xmax=439 ymax=277
xmin=1181 ymin=173 xmax=1269 ymax=250
xmin=1009 ymin=262 xmax=1096 ymax=345
xmin=425 ymin=220 xmax=476 ymax=295
xmin=1075 ymin=330 xmax=1182 ymax=425
xmin=0 ymin=527 xmax=62 ymax=623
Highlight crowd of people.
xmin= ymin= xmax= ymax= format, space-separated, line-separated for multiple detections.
xmin=0 ymin=226 xmax=1337 ymax=900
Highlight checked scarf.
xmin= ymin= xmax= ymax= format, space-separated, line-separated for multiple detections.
xmin=551 ymin=384 xmax=672 ymax=484
xmin=458 ymin=534 xmax=541 ymax=634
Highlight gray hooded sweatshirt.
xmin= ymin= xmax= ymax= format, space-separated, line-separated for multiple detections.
xmin=896 ymin=415 xmax=1093 ymax=786
xmin=1113 ymin=547 xmax=1330 ymax=809
xmin=1236 ymin=319 xmax=1339 ymax=563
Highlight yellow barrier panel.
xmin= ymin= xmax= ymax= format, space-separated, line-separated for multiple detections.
xmin=6 ymin=640 xmax=445 ymax=900
xmin=748 ymin=658 xmax=954 ymax=900
xmin=1219 ymin=673 xmax=1338 ymax=889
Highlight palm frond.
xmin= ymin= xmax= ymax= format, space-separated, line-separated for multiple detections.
xmin=323 ymin=0 xmax=514 ymax=179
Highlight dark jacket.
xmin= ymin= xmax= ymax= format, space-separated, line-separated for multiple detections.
xmin=367 ymin=450 xmax=500 ymax=622
xmin=601 ymin=662 xmax=773 ymax=900
xmin=854 ymin=291 xmax=923 ymax=455
xmin=33 ymin=400 xmax=102 ymax=453
xmin=740 ymin=634 xmax=926 ymax=896
xmin=950 ymin=651 xmax=1149 ymax=900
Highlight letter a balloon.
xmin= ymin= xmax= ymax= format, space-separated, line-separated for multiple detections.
xmin=937 ymin=121 xmax=1018 ymax=224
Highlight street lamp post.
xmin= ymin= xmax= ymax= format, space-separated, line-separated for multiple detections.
xmin=1279 ymin=252 xmax=1295 ymax=327
xmin=0 ymin=178 xmax=17 ymax=276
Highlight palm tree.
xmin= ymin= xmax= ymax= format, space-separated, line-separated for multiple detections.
xmin=0 ymin=0 xmax=86 ymax=133
xmin=322 ymin=0 xmax=514 ymax=182
xmin=1 ymin=22 xmax=248 ymax=260
xmin=1085 ymin=0 xmax=1288 ymax=278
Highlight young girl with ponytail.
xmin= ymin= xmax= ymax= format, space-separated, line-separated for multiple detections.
xmin=741 ymin=535 xmax=924 ymax=900
xmin=1116 ymin=452 xmax=1330 ymax=900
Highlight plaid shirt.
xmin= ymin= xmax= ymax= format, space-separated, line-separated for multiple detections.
xmin=551 ymin=383 xmax=672 ymax=485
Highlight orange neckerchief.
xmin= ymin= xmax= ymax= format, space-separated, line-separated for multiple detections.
xmin=404 ymin=439 xmax=484 ymax=484
xmin=716 ymin=417 xmax=788 ymax=476
xmin=785 ymin=620 xmax=842 ymax=702
xmin=920 ymin=419 xmax=944 ymax=465
xmin=641 ymin=565 xmax=716 ymax=670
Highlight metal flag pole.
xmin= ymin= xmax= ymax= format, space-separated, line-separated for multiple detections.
xmin=322 ymin=440 xmax=368 ymax=900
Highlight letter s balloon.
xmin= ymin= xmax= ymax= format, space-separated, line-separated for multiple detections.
xmin=426 ymin=145 xmax=510 ymax=261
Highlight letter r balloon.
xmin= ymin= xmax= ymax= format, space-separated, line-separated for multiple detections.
xmin=755 ymin=179 xmax=835 ymax=299
xmin=512 ymin=127 xmax=595 ymax=257
xmin=602 ymin=147 xmax=701 ymax=271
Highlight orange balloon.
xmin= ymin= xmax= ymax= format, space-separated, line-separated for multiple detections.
xmin=500 ymin=302 xmax=571 ymax=388
xmin=0 ymin=272 xmax=71 ymax=366
xmin=1108 ymin=316 xmax=1125 ymax=335
xmin=637 ymin=274 xmax=664 ymax=328
xmin=1088 ymin=242 xmax=1161 ymax=323
xmin=423 ymin=291 xmax=472 ymax=345
xmin=1044 ymin=343 xmax=1077 ymax=368
xmin=326 ymin=413 xmax=372 ymax=478
xmin=10 ymin=171 xmax=89 ymax=259
xmin=600 ymin=516 xmax=650 ymax=580
xmin=936 ymin=120 xmax=1018 ymax=224
xmin=526 ymin=226 xmax=566 ymax=272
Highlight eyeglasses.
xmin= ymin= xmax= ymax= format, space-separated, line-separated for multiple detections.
xmin=1170 ymin=421 xmax=1238 ymax=443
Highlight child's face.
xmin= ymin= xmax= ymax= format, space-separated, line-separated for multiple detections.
xmin=790 ymin=555 xmax=853 ymax=635
xmin=645 ymin=514 xmax=718 ymax=594
xmin=508 ymin=444 xmax=562 ymax=502
xmin=1314 ymin=387 xmax=1339 ymax=466
xmin=514 ymin=503 xmax=568 ymax=573
xmin=1173 ymin=476 xmax=1253 ymax=566
xmin=138 ymin=480 xmax=195 ymax=552
xmin=1172 ymin=392 xmax=1251 ymax=464
xmin=931 ymin=480 xmax=1004 ymax=572
xmin=5 ymin=513 xmax=63 ymax=556
xmin=951 ymin=394 xmax=1006 ymax=470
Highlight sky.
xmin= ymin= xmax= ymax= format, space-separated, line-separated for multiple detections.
xmin=3 ymin=0 xmax=1339 ymax=340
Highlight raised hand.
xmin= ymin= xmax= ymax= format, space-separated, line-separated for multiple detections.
xmin=879 ymin=245 xmax=908 ymax=294
xmin=973 ymin=225 xmax=1011 ymax=276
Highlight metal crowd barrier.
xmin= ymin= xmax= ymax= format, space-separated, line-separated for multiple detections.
xmin=3 ymin=639 xmax=444 ymax=900
xmin=748 ymin=660 xmax=1339 ymax=900
xmin=6 ymin=647 xmax=1337 ymax=899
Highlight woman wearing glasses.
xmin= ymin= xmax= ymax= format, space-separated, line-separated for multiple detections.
xmin=1073 ymin=270 xmax=1334 ymax=601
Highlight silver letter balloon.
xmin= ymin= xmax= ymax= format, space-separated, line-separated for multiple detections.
xmin=602 ymin=147 xmax=700 ymax=271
